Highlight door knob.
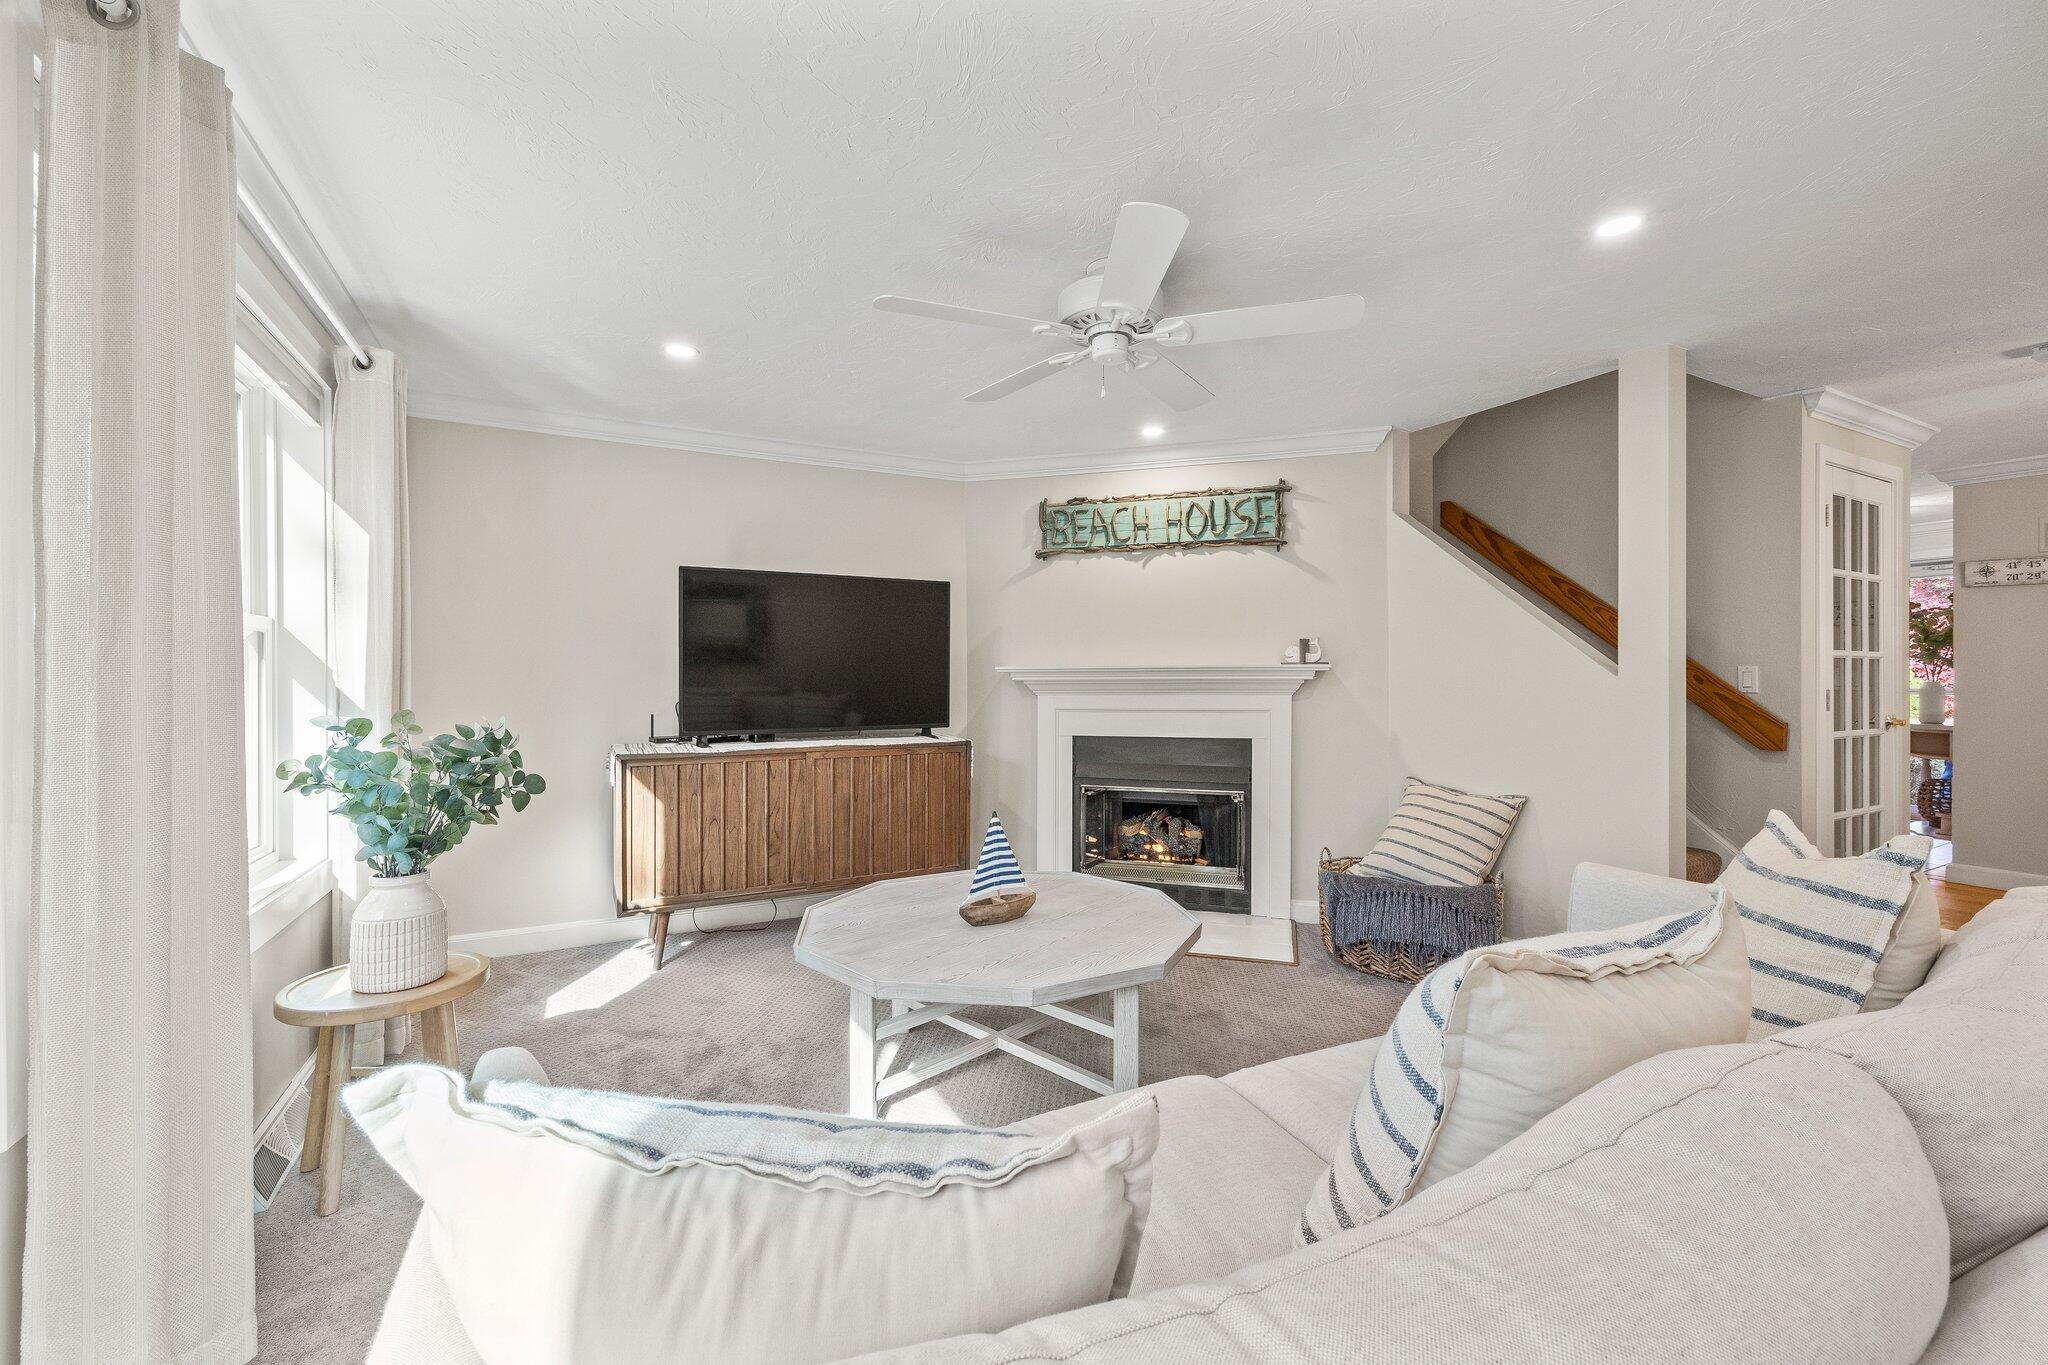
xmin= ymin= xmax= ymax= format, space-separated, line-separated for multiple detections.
xmin=1884 ymin=715 xmax=1910 ymax=729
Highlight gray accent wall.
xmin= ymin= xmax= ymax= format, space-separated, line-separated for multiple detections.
xmin=1951 ymin=473 xmax=2048 ymax=882
xmin=1686 ymin=380 xmax=1805 ymax=845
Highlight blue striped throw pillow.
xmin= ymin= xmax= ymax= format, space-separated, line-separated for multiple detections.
xmin=1718 ymin=810 xmax=1931 ymax=1039
xmin=1356 ymin=778 xmax=1525 ymax=887
xmin=1300 ymin=897 xmax=1746 ymax=1244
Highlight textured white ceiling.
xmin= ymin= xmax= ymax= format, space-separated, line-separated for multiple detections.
xmin=187 ymin=0 xmax=2048 ymax=476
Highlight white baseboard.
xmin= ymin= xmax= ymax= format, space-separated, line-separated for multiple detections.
xmin=1940 ymin=863 xmax=2048 ymax=892
xmin=448 ymin=916 xmax=650 ymax=958
xmin=448 ymin=896 xmax=814 ymax=959
xmin=1685 ymin=811 xmax=1741 ymax=864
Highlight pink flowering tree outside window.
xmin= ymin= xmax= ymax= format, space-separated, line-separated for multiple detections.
xmin=1908 ymin=577 xmax=1954 ymax=720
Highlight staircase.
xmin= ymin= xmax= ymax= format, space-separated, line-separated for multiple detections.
xmin=1438 ymin=500 xmax=1789 ymax=752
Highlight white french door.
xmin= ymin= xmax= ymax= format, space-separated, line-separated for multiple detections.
xmin=1816 ymin=454 xmax=1907 ymax=856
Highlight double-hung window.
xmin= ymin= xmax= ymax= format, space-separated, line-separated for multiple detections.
xmin=234 ymin=315 xmax=333 ymax=904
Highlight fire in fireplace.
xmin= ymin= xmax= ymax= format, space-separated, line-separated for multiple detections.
xmin=1073 ymin=736 xmax=1251 ymax=913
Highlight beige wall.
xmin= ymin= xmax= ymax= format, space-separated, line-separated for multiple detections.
xmin=1686 ymin=382 xmax=1805 ymax=844
xmin=1950 ymin=472 xmax=2048 ymax=884
xmin=960 ymin=451 xmax=1396 ymax=909
xmin=407 ymin=419 xmax=967 ymax=938
xmin=249 ymin=904 xmax=333 ymax=1128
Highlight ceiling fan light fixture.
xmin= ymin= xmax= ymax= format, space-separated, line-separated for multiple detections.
xmin=1593 ymin=213 xmax=1645 ymax=240
xmin=662 ymin=340 xmax=699 ymax=361
xmin=1139 ymin=424 xmax=1166 ymax=439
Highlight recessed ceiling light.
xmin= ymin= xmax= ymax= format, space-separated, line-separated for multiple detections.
xmin=1593 ymin=213 xmax=1644 ymax=240
xmin=663 ymin=341 xmax=699 ymax=361
xmin=1139 ymin=424 xmax=1166 ymax=439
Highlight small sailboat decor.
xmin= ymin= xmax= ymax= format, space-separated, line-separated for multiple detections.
xmin=960 ymin=811 xmax=1035 ymax=925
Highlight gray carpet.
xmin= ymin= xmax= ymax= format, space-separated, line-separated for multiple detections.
xmin=253 ymin=920 xmax=1406 ymax=1364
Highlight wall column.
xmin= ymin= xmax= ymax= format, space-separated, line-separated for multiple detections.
xmin=1617 ymin=345 xmax=1688 ymax=878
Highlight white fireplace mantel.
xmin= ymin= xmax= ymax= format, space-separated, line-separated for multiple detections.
xmin=995 ymin=664 xmax=1328 ymax=695
xmin=995 ymin=663 xmax=1328 ymax=919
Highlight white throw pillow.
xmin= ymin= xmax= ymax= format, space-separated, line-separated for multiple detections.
xmin=1719 ymin=811 xmax=1932 ymax=1036
xmin=1863 ymin=871 xmax=1941 ymax=1011
xmin=1299 ymin=893 xmax=1749 ymax=1244
xmin=345 ymin=1067 xmax=1158 ymax=1365
xmin=1355 ymin=777 xmax=1527 ymax=886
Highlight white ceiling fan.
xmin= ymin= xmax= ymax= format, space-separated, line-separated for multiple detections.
xmin=873 ymin=202 xmax=1365 ymax=411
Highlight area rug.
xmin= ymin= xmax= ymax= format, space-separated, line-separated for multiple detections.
xmin=252 ymin=920 xmax=1404 ymax=1363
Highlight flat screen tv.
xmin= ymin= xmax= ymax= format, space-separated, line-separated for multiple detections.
xmin=675 ymin=567 xmax=949 ymax=739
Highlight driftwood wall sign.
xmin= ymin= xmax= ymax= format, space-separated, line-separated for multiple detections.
xmin=1962 ymin=556 xmax=2048 ymax=586
xmin=1037 ymin=481 xmax=1290 ymax=558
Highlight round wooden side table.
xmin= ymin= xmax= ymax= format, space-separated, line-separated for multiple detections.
xmin=273 ymin=952 xmax=490 ymax=1216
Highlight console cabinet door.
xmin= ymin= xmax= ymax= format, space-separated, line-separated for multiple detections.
xmin=615 ymin=743 xmax=970 ymax=912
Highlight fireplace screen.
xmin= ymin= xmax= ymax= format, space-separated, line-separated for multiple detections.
xmin=1079 ymin=785 xmax=1246 ymax=892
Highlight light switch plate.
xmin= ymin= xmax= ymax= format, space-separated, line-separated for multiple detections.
xmin=1737 ymin=665 xmax=1761 ymax=694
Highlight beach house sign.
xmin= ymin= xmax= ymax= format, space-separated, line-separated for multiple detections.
xmin=1036 ymin=481 xmax=1291 ymax=558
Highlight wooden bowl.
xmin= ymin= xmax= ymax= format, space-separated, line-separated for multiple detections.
xmin=959 ymin=889 xmax=1035 ymax=926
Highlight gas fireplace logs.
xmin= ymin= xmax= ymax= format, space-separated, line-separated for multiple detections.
xmin=1114 ymin=808 xmax=1208 ymax=864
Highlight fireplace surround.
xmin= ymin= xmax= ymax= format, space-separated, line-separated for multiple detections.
xmin=996 ymin=663 xmax=1328 ymax=921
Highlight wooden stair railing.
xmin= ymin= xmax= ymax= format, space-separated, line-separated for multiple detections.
xmin=1438 ymin=500 xmax=1789 ymax=752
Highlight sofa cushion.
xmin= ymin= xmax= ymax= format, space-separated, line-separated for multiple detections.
xmin=1221 ymin=1039 xmax=1378 ymax=1163
xmin=1774 ymin=897 xmax=2048 ymax=1274
xmin=345 ymin=1066 xmax=1158 ymax=1365
xmin=866 ymin=1045 xmax=1949 ymax=1365
xmin=1915 ymin=1225 xmax=2048 ymax=1364
xmin=1718 ymin=810 xmax=1930 ymax=1036
xmin=1299 ymin=896 xmax=1749 ymax=1243
xmin=1016 ymin=1075 xmax=1325 ymax=1298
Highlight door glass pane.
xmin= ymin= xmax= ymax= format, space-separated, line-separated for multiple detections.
xmin=1835 ymin=817 xmax=1850 ymax=851
xmin=1867 ymin=579 xmax=1880 ymax=658
xmin=1850 ymin=579 xmax=1864 ymax=651
xmin=1867 ymin=657 xmax=1881 ymax=728
xmin=1834 ymin=736 xmax=1848 ymax=805
xmin=1867 ymin=501 xmax=1880 ymax=575
xmin=1852 ymin=731 xmax=1866 ymax=808
xmin=1832 ymin=496 xmax=1846 ymax=570
xmin=1833 ymin=577 xmax=1845 ymax=652
xmin=1849 ymin=498 xmax=1865 ymax=573
xmin=1833 ymin=657 xmax=1846 ymax=732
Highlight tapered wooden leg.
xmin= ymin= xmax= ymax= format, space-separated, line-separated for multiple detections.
xmin=420 ymin=1003 xmax=459 ymax=1068
xmin=648 ymin=911 xmax=671 ymax=968
xmin=1112 ymin=987 xmax=1140 ymax=1091
xmin=318 ymin=1024 xmax=355 ymax=1217
xmin=300 ymin=1027 xmax=336 ymax=1173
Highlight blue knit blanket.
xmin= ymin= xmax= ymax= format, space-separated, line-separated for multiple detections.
xmin=1320 ymin=869 xmax=1501 ymax=956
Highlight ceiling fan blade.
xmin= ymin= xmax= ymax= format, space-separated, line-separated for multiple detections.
xmin=1095 ymin=202 xmax=1189 ymax=318
xmin=1125 ymin=354 xmax=1213 ymax=411
xmin=1152 ymin=294 xmax=1365 ymax=346
xmin=963 ymin=352 xmax=1083 ymax=402
xmin=874 ymin=295 xmax=1066 ymax=335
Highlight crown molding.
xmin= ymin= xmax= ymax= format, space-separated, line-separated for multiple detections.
xmin=407 ymin=391 xmax=1393 ymax=485
xmin=957 ymin=427 xmax=1392 ymax=483
xmin=1799 ymin=387 xmax=1938 ymax=451
xmin=1932 ymin=453 xmax=2048 ymax=487
xmin=405 ymin=393 xmax=971 ymax=481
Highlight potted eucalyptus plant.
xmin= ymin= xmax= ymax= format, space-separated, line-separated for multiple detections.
xmin=278 ymin=711 xmax=545 ymax=992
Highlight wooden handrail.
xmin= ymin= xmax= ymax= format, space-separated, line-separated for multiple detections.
xmin=1438 ymin=500 xmax=1789 ymax=752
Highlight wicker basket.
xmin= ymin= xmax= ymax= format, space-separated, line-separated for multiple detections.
xmin=1316 ymin=850 xmax=1504 ymax=983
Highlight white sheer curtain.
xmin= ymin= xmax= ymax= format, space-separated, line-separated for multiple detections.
xmin=27 ymin=3 xmax=256 ymax=1361
xmin=333 ymin=345 xmax=412 ymax=1065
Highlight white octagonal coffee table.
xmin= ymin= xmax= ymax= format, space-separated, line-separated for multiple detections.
xmin=795 ymin=870 xmax=1200 ymax=1118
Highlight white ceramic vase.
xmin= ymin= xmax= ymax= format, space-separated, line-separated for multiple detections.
xmin=350 ymin=871 xmax=449 ymax=993
xmin=1915 ymin=678 xmax=1947 ymax=724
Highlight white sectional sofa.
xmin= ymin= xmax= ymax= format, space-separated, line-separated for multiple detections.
xmin=369 ymin=872 xmax=2048 ymax=1364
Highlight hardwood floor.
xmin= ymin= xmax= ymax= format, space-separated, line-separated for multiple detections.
xmin=1931 ymin=875 xmax=2004 ymax=931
